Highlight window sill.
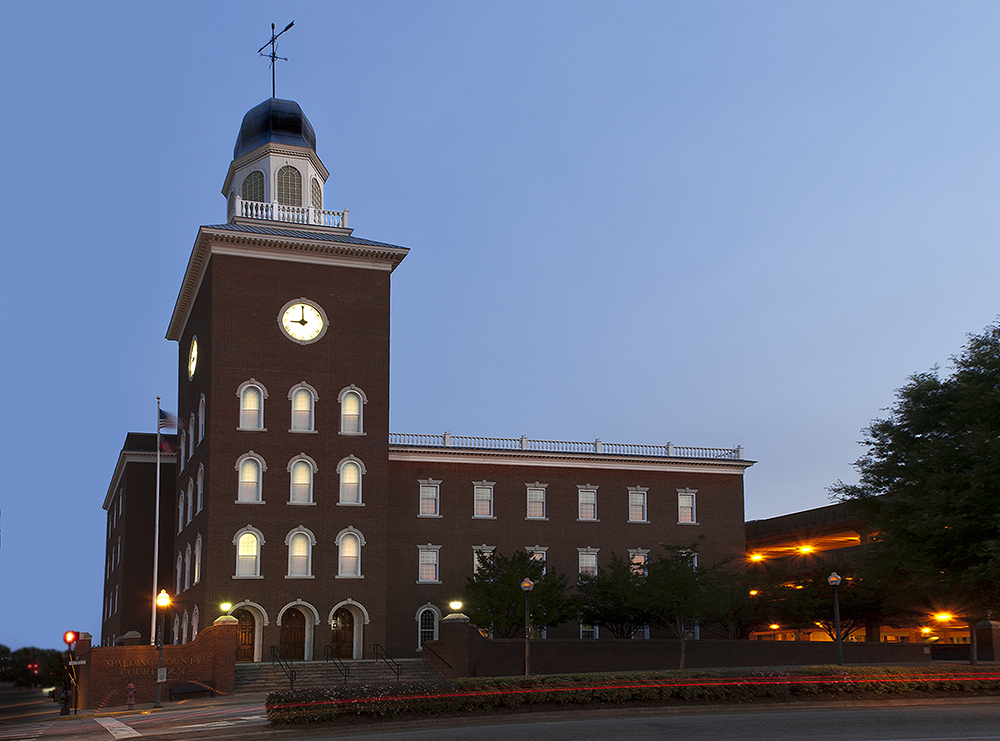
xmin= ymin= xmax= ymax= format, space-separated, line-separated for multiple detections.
xmin=236 ymin=427 xmax=267 ymax=432
xmin=235 ymin=500 xmax=266 ymax=505
xmin=338 ymin=502 xmax=365 ymax=507
xmin=335 ymin=574 xmax=364 ymax=579
xmin=288 ymin=429 xmax=318 ymax=434
xmin=577 ymin=518 xmax=600 ymax=523
xmin=417 ymin=580 xmax=442 ymax=585
xmin=418 ymin=514 xmax=443 ymax=518
xmin=285 ymin=575 xmax=315 ymax=579
xmin=677 ymin=521 xmax=700 ymax=525
xmin=628 ymin=519 xmax=649 ymax=524
xmin=472 ymin=515 xmax=496 ymax=520
xmin=338 ymin=431 xmax=367 ymax=437
xmin=232 ymin=575 xmax=263 ymax=579
xmin=288 ymin=501 xmax=317 ymax=506
xmin=525 ymin=517 xmax=549 ymax=521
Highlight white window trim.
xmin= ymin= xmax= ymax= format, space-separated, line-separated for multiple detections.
xmin=472 ymin=544 xmax=495 ymax=573
xmin=337 ymin=455 xmax=367 ymax=506
xmin=416 ymin=603 xmax=442 ymax=650
xmin=285 ymin=526 xmax=317 ymax=579
xmin=235 ymin=451 xmax=267 ymax=504
xmin=184 ymin=543 xmax=192 ymax=591
xmin=526 ymin=482 xmax=548 ymax=520
xmin=336 ymin=526 xmax=366 ymax=578
xmin=288 ymin=382 xmax=319 ymax=433
xmin=186 ymin=480 xmax=194 ymax=525
xmin=194 ymin=535 xmax=202 ymax=584
xmin=580 ymin=623 xmax=599 ymax=640
xmin=628 ymin=486 xmax=649 ymax=523
xmin=418 ymin=479 xmax=442 ymax=518
xmin=198 ymin=395 xmax=206 ymax=443
xmin=577 ymin=484 xmax=599 ymax=522
xmin=629 ymin=548 xmax=650 ymax=576
xmin=196 ymin=465 xmax=204 ymax=513
xmin=417 ymin=543 xmax=442 ymax=584
xmin=236 ymin=379 xmax=268 ymax=431
xmin=287 ymin=453 xmax=318 ymax=505
xmin=233 ymin=525 xmax=265 ymax=579
xmin=677 ymin=488 xmax=698 ymax=524
xmin=473 ymin=481 xmax=495 ymax=519
xmin=526 ymin=545 xmax=548 ymax=575
xmin=338 ymin=384 xmax=368 ymax=436
xmin=577 ymin=546 xmax=600 ymax=577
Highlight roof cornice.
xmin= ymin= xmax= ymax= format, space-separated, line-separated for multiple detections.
xmin=103 ymin=450 xmax=176 ymax=510
xmin=166 ymin=226 xmax=409 ymax=341
xmin=222 ymin=142 xmax=330 ymax=195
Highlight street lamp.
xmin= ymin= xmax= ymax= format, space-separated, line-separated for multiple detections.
xmin=828 ymin=572 xmax=844 ymax=666
xmin=521 ymin=578 xmax=534 ymax=676
xmin=154 ymin=589 xmax=171 ymax=708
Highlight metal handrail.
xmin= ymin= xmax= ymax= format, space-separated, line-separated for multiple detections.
xmin=323 ymin=645 xmax=350 ymax=683
xmin=269 ymin=645 xmax=295 ymax=691
xmin=419 ymin=641 xmax=452 ymax=670
xmin=372 ymin=643 xmax=402 ymax=681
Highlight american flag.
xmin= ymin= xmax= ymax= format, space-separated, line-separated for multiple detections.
xmin=158 ymin=409 xmax=181 ymax=430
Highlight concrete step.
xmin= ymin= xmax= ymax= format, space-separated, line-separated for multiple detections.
xmin=233 ymin=658 xmax=443 ymax=693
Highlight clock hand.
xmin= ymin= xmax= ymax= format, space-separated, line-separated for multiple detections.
xmin=296 ymin=306 xmax=308 ymax=325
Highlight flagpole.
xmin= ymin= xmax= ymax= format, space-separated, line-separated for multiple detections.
xmin=151 ymin=397 xmax=162 ymax=646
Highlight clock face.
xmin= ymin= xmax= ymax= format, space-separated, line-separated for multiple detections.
xmin=279 ymin=299 xmax=328 ymax=344
xmin=188 ymin=337 xmax=198 ymax=380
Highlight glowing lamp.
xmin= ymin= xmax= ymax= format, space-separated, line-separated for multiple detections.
xmin=221 ymin=602 xmax=233 ymax=612
xmin=934 ymin=613 xmax=953 ymax=622
xmin=156 ymin=589 xmax=171 ymax=608
xmin=63 ymin=631 xmax=79 ymax=646
xmin=798 ymin=545 xmax=814 ymax=554
xmin=750 ymin=553 xmax=763 ymax=562
xmin=449 ymin=601 xmax=462 ymax=611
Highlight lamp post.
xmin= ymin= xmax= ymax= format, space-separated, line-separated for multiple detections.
xmin=827 ymin=572 xmax=844 ymax=666
xmin=521 ymin=578 xmax=534 ymax=676
xmin=154 ymin=589 xmax=171 ymax=708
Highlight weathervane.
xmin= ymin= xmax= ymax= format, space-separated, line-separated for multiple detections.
xmin=258 ymin=20 xmax=295 ymax=99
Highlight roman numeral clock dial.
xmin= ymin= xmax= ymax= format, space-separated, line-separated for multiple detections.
xmin=279 ymin=299 xmax=328 ymax=344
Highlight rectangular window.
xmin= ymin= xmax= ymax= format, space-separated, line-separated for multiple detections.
xmin=629 ymin=490 xmax=647 ymax=522
xmin=579 ymin=551 xmax=597 ymax=577
xmin=474 ymin=485 xmax=493 ymax=518
xmin=419 ymin=483 xmax=440 ymax=516
xmin=527 ymin=487 xmax=546 ymax=519
xmin=678 ymin=490 xmax=696 ymax=523
xmin=419 ymin=549 xmax=440 ymax=582
xmin=578 ymin=490 xmax=597 ymax=520
xmin=473 ymin=546 xmax=495 ymax=574
xmin=528 ymin=547 xmax=547 ymax=575
xmin=630 ymin=551 xmax=648 ymax=576
xmin=580 ymin=623 xmax=598 ymax=639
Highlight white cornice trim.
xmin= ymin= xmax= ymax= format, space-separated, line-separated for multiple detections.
xmin=387 ymin=447 xmax=754 ymax=475
xmin=166 ymin=227 xmax=409 ymax=341
xmin=103 ymin=450 xmax=176 ymax=510
xmin=222 ymin=142 xmax=330 ymax=195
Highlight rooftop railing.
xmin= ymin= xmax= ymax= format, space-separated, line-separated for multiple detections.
xmin=231 ymin=195 xmax=349 ymax=228
xmin=389 ymin=432 xmax=744 ymax=460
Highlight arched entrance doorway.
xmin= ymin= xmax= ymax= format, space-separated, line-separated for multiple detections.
xmin=330 ymin=608 xmax=354 ymax=659
xmin=234 ymin=609 xmax=255 ymax=663
xmin=280 ymin=607 xmax=306 ymax=661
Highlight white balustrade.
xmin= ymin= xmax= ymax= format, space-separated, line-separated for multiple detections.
xmin=233 ymin=196 xmax=349 ymax=228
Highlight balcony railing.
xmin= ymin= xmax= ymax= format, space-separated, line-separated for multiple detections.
xmin=389 ymin=432 xmax=744 ymax=460
xmin=231 ymin=195 xmax=349 ymax=228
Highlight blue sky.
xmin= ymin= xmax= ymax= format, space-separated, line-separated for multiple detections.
xmin=2 ymin=1 xmax=999 ymax=651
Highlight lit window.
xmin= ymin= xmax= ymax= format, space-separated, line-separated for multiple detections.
xmin=286 ymin=529 xmax=315 ymax=577
xmin=419 ymin=480 xmax=441 ymax=517
xmin=629 ymin=549 xmax=649 ymax=576
xmin=473 ymin=545 xmax=495 ymax=573
xmin=337 ymin=528 xmax=364 ymax=577
xmin=474 ymin=482 xmax=494 ymax=518
xmin=178 ymin=493 xmax=185 ymax=533
xmin=186 ymin=480 xmax=194 ymax=524
xmin=236 ymin=454 xmax=265 ymax=502
xmin=176 ymin=552 xmax=182 ymax=594
xmin=173 ymin=616 xmax=180 ymax=645
xmin=277 ymin=165 xmax=302 ymax=206
xmin=678 ymin=489 xmax=697 ymax=523
xmin=184 ymin=544 xmax=192 ymax=590
xmin=578 ymin=488 xmax=597 ymax=520
xmin=311 ymin=177 xmax=323 ymax=209
xmin=417 ymin=605 xmax=440 ymax=649
xmin=198 ymin=395 xmax=206 ymax=442
xmin=581 ymin=623 xmax=599 ymax=640
xmin=289 ymin=384 xmax=316 ymax=431
xmin=338 ymin=457 xmax=365 ymax=504
xmin=527 ymin=546 xmax=548 ymax=575
xmin=192 ymin=606 xmax=200 ymax=640
xmin=196 ymin=466 xmax=204 ymax=512
xmin=242 ymin=170 xmax=265 ymax=202
xmin=234 ymin=528 xmax=263 ymax=577
xmin=288 ymin=455 xmax=317 ymax=504
xmin=629 ymin=488 xmax=647 ymax=522
xmin=238 ymin=381 xmax=267 ymax=430
xmin=339 ymin=386 xmax=366 ymax=434
xmin=578 ymin=548 xmax=598 ymax=578
xmin=194 ymin=536 xmax=202 ymax=584
xmin=418 ymin=545 xmax=441 ymax=582
xmin=526 ymin=484 xmax=547 ymax=519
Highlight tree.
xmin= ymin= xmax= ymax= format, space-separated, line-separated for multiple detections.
xmin=577 ymin=553 xmax=655 ymax=639
xmin=462 ymin=550 xmax=578 ymax=638
xmin=700 ymin=569 xmax=778 ymax=640
xmin=645 ymin=545 xmax=717 ymax=669
xmin=833 ymin=321 xmax=1000 ymax=661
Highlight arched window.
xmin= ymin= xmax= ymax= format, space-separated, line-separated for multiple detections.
xmin=180 ymin=431 xmax=186 ymax=463
xmin=286 ymin=527 xmax=316 ymax=577
xmin=189 ymin=414 xmax=195 ymax=456
xmin=186 ymin=480 xmax=194 ymax=524
xmin=311 ymin=177 xmax=323 ymax=209
xmin=184 ymin=543 xmax=192 ymax=591
xmin=338 ymin=457 xmax=365 ymax=504
xmin=198 ymin=395 xmax=206 ymax=442
xmin=337 ymin=527 xmax=364 ymax=577
xmin=242 ymin=170 xmax=265 ymax=202
xmin=239 ymin=382 xmax=265 ymax=430
xmin=417 ymin=606 xmax=440 ymax=649
xmin=234 ymin=528 xmax=264 ymax=577
xmin=194 ymin=536 xmax=202 ymax=584
xmin=288 ymin=456 xmax=316 ymax=504
xmin=339 ymin=385 xmax=366 ymax=434
xmin=178 ymin=493 xmax=185 ymax=533
xmin=176 ymin=552 xmax=182 ymax=594
xmin=173 ymin=615 xmax=180 ymax=645
xmin=237 ymin=454 xmax=265 ymax=502
xmin=196 ymin=466 xmax=204 ymax=512
xmin=192 ymin=606 xmax=200 ymax=640
xmin=289 ymin=384 xmax=317 ymax=431
xmin=276 ymin=165 xmax=302 ymax=206
xmin=228 ymin=190 xmax=236 ymax=220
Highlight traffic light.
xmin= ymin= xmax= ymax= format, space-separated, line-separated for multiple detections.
xmin=27 ymin=662 xmax=38 ymax=675
xmin=63 ymin=631 xmax=79 ymax=646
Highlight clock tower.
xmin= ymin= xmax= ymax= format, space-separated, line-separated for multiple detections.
xmin=166 ymin=98 xmax=408 ymax=661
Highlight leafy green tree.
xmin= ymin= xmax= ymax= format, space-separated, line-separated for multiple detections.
xmin=699 ymin=569 xmax=779 ymax=640
xmin=645 ymin=545 xmax=716 ymax=668
xmin=10 ymin=647 xmax=65 ymax=688
xmin=462 ymin=550 xmax=578 ymax=638
xmin=0 ymin=644 xmax=11 ymax=681
xmin=833 ymin=321 xmax=1000 ymax=661
xmin=577 ymin=553 xmax=656 ymax=639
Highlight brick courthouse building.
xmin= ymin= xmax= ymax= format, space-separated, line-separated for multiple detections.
xmin=100 ymin=98 xmax=754 ymax=663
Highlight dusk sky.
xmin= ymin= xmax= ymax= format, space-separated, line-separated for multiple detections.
xmin=3 ymin=2 xmax=999 ymax=651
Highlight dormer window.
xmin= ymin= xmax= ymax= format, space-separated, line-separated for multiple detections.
xmin=277 ymin=165 xmax=301 ymax=206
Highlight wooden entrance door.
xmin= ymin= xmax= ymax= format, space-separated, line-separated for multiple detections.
xmin=234 ymin=609 xmax=255 ymax=662
xmin=280 ymin=608 xmax=306 ymax=661
xmin=330 ymin=608 xmax=354 ymax=659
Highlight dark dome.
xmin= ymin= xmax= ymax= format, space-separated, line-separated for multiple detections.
xmin=233 ymin=98 xmax=317 ymax=160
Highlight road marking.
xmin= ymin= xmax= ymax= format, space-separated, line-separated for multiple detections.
xmin=0 ymin=723 xmax=51 ymax=741
xmin=174 ymin=714 xmax=266 ymax=730
xmin=94 ymin=718 xmax=142 ymax=738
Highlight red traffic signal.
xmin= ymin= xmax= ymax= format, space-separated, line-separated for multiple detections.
xmin=63 ymin=631 xmax=79 ymax=646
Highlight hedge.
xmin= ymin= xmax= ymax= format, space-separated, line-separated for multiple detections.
xmin=265 ymin=665 xmax=1000 ymax=725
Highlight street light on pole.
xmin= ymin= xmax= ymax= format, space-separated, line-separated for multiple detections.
xmin=827 ymin=572 xmax=844 ymax=666
xmin=154 ymin=590 xmax=171 ymax=708
xmin=521 ymin=578 xmax=534 ymax=676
